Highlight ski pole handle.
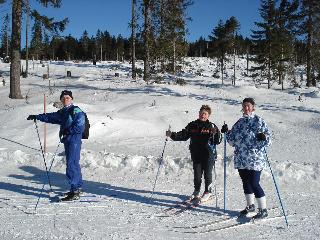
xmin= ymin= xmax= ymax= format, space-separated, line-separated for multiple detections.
xmin=166 ymin=125 xmax=171 ymax=140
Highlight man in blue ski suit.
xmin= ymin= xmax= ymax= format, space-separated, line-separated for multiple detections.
xmin=27 ymin=90 xmax=85 ymax=201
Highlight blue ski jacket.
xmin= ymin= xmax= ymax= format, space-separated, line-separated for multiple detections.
xmin=226 ymin=113 xmax=271 ymax=171
xmin=35 ymin=105 xmax=85 ymax=143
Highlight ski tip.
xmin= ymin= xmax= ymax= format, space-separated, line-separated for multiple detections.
xmin=49 ymin=196 xmax=61 ymax=203
xmin=48 ymin=191 xmax=56 ymax=197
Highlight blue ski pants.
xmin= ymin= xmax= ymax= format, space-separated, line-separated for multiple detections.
xmin=64 ymin=141 xmax=83 ymax=191
xmin=238 ymin=169 xmax=265 ymax=198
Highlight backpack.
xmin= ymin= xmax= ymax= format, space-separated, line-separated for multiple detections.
xmin=69 ymin=106 xmax=90 ymax=139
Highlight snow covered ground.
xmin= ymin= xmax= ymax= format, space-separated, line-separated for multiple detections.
xmin=0 ymin=57 xmax=319 ymax=239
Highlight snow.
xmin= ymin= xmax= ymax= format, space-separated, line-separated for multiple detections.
xmin=0 ymin=57 xmax=319 ymax=239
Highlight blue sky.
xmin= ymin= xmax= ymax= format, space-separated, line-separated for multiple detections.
xmin=0 ymin=0 xmax=262 ymax=42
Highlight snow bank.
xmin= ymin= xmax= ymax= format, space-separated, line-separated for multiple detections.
xmin=1 ymin=149 xmax=319 ymax=183
xmin=304 ymin=90 xmax=320 ymax=98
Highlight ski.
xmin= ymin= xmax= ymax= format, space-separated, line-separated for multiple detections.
xmin=162 ymin=199 xmax=193 ymax=213
xmin=170 ymin=199 xmax=201 ymax=216
xmin=197 ymin=214 xmax=286 ymax=234
xmin=158 ymin=198 xmax=201 ymax=217
xmin=187 ymin=206 xmax=278 ymax=229
xmin=159 ymin=196 xmax=216 ymax=217
xmin=186 ymin=212 xmax=291 ymax=234
xmin=50 ymin=198 xmax=100 ymax=204
xmin=49 ymin=193 xmax=99 ymax=203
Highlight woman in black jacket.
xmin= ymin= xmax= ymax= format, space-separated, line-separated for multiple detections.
xmin=166 ymin=105 xmax=221 ymax=202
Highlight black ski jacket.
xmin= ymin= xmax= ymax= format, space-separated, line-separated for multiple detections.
xmin=170 ymin=119 xmax=221 ymax=163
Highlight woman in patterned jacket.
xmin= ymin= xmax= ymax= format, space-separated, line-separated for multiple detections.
xmin=221 ymin=98 xmax=271 ymax=219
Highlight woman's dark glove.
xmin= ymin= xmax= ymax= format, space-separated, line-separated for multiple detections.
xmin=257 ymin=132 xmax=266 ymax=141
xmin=221 ymin=124 xmax=228 ymax=133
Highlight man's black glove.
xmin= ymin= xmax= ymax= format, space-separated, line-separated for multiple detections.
xmin=221 ymin=124 xmax=228 ymax=133
xmin=27 ymin=115 xmax=36 ymax=121
xmin=257 ymin=132 xmax=266 ymax=141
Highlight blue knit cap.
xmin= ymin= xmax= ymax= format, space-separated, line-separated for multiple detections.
xmin=60 ymin=90 xmax=73 ymax=100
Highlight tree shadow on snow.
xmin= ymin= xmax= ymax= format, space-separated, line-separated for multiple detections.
xmin=0 ymin=165 xmax=236 ymax=216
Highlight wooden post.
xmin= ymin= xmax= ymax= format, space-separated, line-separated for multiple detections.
xmin=44 ymin=94 xmax=47 ymax=153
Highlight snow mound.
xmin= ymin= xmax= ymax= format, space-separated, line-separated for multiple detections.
xmin=80 ymin=150 xmax=192 ymax=173
xmin=262 ymin=161 xmax=320 ymax=183
xmin=304 ymin=90 xmax=320 ymax=98
xmin=1 ymin=149 xmax=319 ymax=183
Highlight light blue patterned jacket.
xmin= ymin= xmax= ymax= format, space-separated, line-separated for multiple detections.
xmin=226 ymin=113 xmax=271 ymax=171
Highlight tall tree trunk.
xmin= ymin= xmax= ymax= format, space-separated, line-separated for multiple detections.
xmin=233 ymin=30 xmax=236 ymax=85
xmin=268 ymin=39 xmax=271 ymax=89
xmin=246 ymin=46 xmax=249 ymax=75
xmin=173 ymin=37 xmax=176 ymax=76
xmin=143 ymin=0 xmax=151 ymax=82
xmin=131 ymin=0 xmax=136 ymax=79
xmin=6 ymin=29 xmax=9 ymax=57
xmin=100 ymin=44 xmax=103 ymax=61
xmin=206 ymin=42 xmax=209 ymax=58
xmin=305 ymin=6 xmax=312 ymax=87
xmin=159 ymin=0 xmax=165 ymax=72
xmin=233 ymin=47 xmax=236 ymax=85
xmin=221 ymin=54 xmax=224 ymax=85
xmin=25 ymin=0 xmax=30 ymax=77
xmin=10 ymin=0 xmax=23 ymax=99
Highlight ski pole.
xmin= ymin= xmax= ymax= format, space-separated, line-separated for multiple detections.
xmin=34 ymin=120 xmax=53 ymax=192
xmin=150 ymin=125 xmax=171 ymax=200
xmin=0 ymin=136 xmax=41 ymax=152
xmin=213 ymin=161 xmax=218 ymax=208
xmin=35 ymin=142 xmax=61 ymax=211
xmin=265 ymin=148 xmax=289 ymax=227
xmin=223 ymin=130 xmax=227 ymax=212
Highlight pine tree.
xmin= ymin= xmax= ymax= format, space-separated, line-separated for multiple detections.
xmin=209 ymin=18 xmax=237 ymax=85
xmin=273 ymin=0 xmax=299 ymax=90
xmin=153 ymin=0 xmax=191 ymax=74
xmin=131 ymin=0 xmax=137 ymax=79
xmin=103 ymin=30 xmax=112 ymax=61
xmin=313 ymin=16 xmax=320 ymax=83
xmin=116 ymin=35 xmax=125 ymax=62
xmin=0 ymin=13 xmax=10 ymax=58
xmin=95 ymin=29 xmax=103 ymax=61
xmin=30 ymin=19 xmax=43 ymax=60
xmin=50 ymin=36 xmax=62 ymax=60
xmin=9 ymin=0 xmax=68 ymax=99
xmin=79 ymin=30 xmax=90 ymax=61
xmin=251 ymin=0 xmax=277 ymax=89
xmin=64 ymin=35 xmax=78 ymax=60
xmin=225 ymin=16 xmax=240 ymax=85
xmin=299 ymin=0 xmax=320 ymax=87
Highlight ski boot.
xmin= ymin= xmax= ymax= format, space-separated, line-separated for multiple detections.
xmin=60 ymin=190 xmax=80 ymax=202
xmin=239 ymin=204 xmax=255 ymax=217
xmin=252 ymin=208 xmax=268 ymax=220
